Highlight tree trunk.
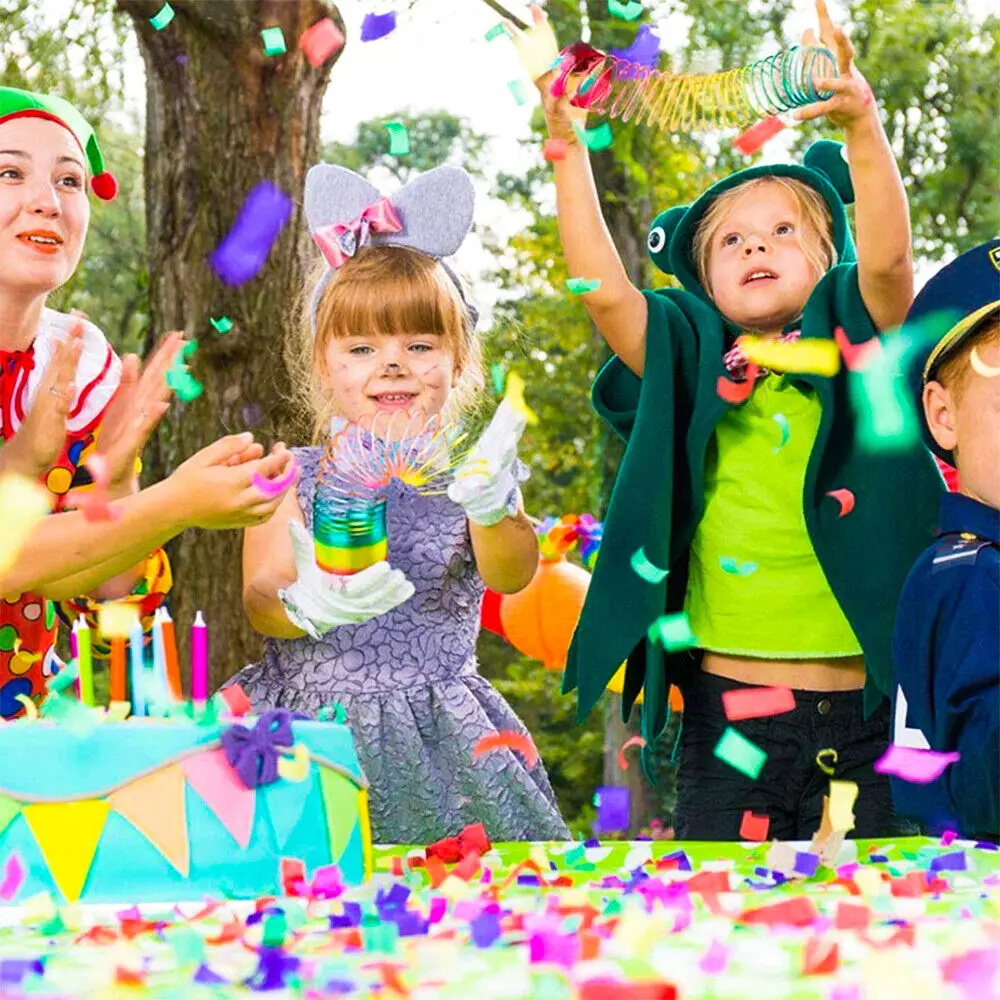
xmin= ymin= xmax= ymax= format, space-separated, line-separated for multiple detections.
xmin=116 ymin=0 xmax=343 ymax=693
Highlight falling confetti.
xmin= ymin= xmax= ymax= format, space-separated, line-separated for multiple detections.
xmin=617 ymin=735 xmax=646 ymax=769
xmin=299 ymin=18 xmax=345 ymax=68
xmin=610 ymin=24 xmax=661 ymax=69
xmin=833 ymin=325 xmax=880 ymax=371
xmin=647 ymin=612 xmax=697 ymax=652
xmin=573 ymin=121 xmax=614 ymax=151
xmin=826 ymin=488 xmax=855 ymax=518
xmin=485 ymin=24 xmax=509 ymax=41
xmin=593 ymin=786 xmax=631 ymax=832
xmin=149 ymin=2 xmax=174 ymax=30
xmin=360 ymin=11 xmax=397 ymax=42
xmin=385 ymin=120 xmax=410 ymax=157
xmin=209 ymin=315 xmax=232 ymax=334
xmin=732 ymin=116 xmax=786 ymax=156
xmin=608 ymin=0 xmax=644 ymax=21
xmin=473 ymin=731 xmax=538 ymax=769
xmin=874 ymin=744 xmax=961 ymax=784
xmin=543 ymin=138 xmax=567 ymax=161
xmin=722 ymin=685 xmax=795 ymax=721
xmin=210 ymin=182 xmax=293 ymax=287
xmin=713 ymin=727 xmax=767 ymax=779
xmin=739 ymin=811 xmax=770 ymax=842
xmin=717 ymin=366 xmax=758 ymax=404
xmin=630 ymin=546 xmax=668 ymax=583
xmin=260 ymin=26 xmax=287 ymax=57
xmin=566 ymin=278 xmax=601 ymax=295
xmin=737 ymin=335 xmax=841 ymax=377
xmin=772 ymin=412 xmax=790 ymax=452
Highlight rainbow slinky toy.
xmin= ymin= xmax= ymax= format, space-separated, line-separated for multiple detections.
xmin=313 ymin=413 xmax=463 ymax=576
xmin=554 ymin=42 xmax=838 ymax=132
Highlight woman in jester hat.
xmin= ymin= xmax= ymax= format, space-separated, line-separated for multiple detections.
xmin=0 ymin=87 xmax=298 ymax=717
xmin=514 ymin=1 xmax=943 ymax=840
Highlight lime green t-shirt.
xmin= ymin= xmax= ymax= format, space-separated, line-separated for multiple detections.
xmin=684 ymin=374 xmax=862 ymax=658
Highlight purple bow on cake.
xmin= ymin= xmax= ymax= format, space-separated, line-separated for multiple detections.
xmin=221 ymin=708 xmax=304 ymax=789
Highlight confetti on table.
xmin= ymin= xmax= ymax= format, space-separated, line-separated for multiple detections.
xmin=97 ymin=602 xmax=141 ymax=639
xmin=385 ymin=120 xmax=410 ymax=156
xmin=713 ymin=727 xmax=767 ymax=779
xmin=722 ymin=685 xmax=795 ymax=721
xmin=717 ymin=366 xmax=758 ymax=404
xmin=833 ymin=325 xmax=880 ymax=371
xmin=648 ymin=612 xmax=697 ymax=652
xmin=970 ymin=346 xmax=1000 ymax=377
xmin=737 ymin=335 xmax=841 ymax=377
xmin=542 ymin=138 xmax=567 ymax=162
xmin=0 ymin=474 xmax=50 ymax=575
xmin=210 ymin=315 xmax=232 ymax=334
xmin=739 ymin=811 xmax=770 ymax=842
xmin=828 ymin=780 xmax=858 ymax=833
xmin=299 ymin=18 xmax=345 ymax=68
xmin=826 ymin=488 xmax=855 ymax=518
xmin=0 ymin=852 xmax=25 ymax=902
xmin=507 ymin=79 xmax=528 ymax=105
xmin=630 ymin=546 xmax=668 ymax=583
xmin=772 ymin=412 xmax=790 ymax=452
xmin=260 ymin=26 xmax=286 ymax=57
xmin=608 ymin=0 xmax=644 ymax=20
xmin=617 ymin=735 xmax=646 ymax=770
xmin=251 ymin=458 xmax=299 ymax=499
xmin=593 ymin=786 xmax=631 ymax=832
xmin=803 ymin=938 xmax=840 ymax=975
xmin=485 ymin=23 xmax=509 ymax=41
xmin=573 ymin=121 xmax=614 ymax=151
xmin=360 ymin=11 xmax=397 ymax=42
xmin=732 ymin=115 xmax=786 ymax=156
xmin=874 ymin=744 xmax=960 ymax=784
xmin=718 ymin=556 xmax=758 ymax=576
xmin=566 ymin=277 xmax=601 ymax=295
xmin=210 ymin=181 xmax=292 ymax=286
xmin=699 ymin=938 xmax=730 ymax=975
xmin=473 ymin=731 xmax=538 ymax=769
xmin=149 ymin=2 xmax=174 ymax=30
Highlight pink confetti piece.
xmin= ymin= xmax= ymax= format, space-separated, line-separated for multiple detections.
xmin=698 ymin=938 xmax=730 ymax=974
xmin=874 ymin=744 xmax=960 ymax=784
xmin=0 ymin=852 xmax=25 ymax=901
xmin=826 ymin=488 xmax=855 ymax=518
xmin=941 ymin=829 xmax=958 ymax=846
xmin=542 ymin=138 xmax=567 ymax=162
xmin=473 ymin=731 xmax=538 ymax=769
xmin=732 ymin=115 xmax=786 ymax=156
xmin=833 ymin=325 xmax=881 ymax=371
xmin=299 ymin=18 xmax=345 ymax=68
xmin=251 ymin=458 xmax=299 ymax=498
xmin=617 ymin=735 xmax=646 ymax=770
xmin=722 ymin=685 xmax=796 ymax=721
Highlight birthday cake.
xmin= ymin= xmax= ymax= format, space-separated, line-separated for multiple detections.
xmin=0 ymin=709 xmax=372 ymax=904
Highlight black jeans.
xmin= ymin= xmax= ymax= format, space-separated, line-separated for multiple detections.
xmin=674 ymin=670 xmax=912 ymax=841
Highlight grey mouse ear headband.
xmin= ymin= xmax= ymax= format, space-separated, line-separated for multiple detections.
xmin=305 ymin=163 xmax=479 ymax=336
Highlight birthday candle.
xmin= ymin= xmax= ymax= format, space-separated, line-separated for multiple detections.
xmin=110 ymin=635 xmax=127 ymax=704
xmin=191 ymin=610 xmax=208 ymax=704
xmin=129 ymin=617 xmax=146 ymax=718
xmin=160 ymin=608 xmax=182 ymax=699
xmin=75 ymin=616 xmax=94 ymax=707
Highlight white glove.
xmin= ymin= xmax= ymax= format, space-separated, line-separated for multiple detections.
xmin=447 ymin=399 xmax=530 ymax=527
xmin=279 ymin=521 xmax=414 ymax=639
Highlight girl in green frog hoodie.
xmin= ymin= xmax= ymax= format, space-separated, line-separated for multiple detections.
xmin=518 ymin=1 xmax=942 ymax=839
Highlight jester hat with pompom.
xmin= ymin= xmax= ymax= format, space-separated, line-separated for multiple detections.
xmin=0 ymin=86 xmax=117 ymax=200
xmin=645 ymin=139 xmax=856 ymax=314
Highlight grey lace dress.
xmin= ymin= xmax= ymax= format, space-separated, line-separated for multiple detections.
xmin=229 ymin=447 xmax=570 ymax=845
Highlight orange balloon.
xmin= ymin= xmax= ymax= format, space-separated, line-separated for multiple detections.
xmin=499 ymin=556 xmax=591 ymax=671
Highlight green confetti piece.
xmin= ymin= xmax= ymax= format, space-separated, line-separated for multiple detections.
xmin=647 ymin=612 xmax=697 ymax=652
xmin=719 ymin=556 xmax=758 ymax=576
xmin=713 ymin=726 xmax=767 ymax=779
xmin=385 ymin=119 xmax=410 ymax=157
xmin=44 ymin=600 xmax=55 ymax=629
xmin=149 ymin=2 xmax=175 ymax=30
xmin=608 ymin=0 xmax=644 ymax=20
xmin=490 ymin=363 xmax=506 ymax=396
xmin=772 ymin=412 xmax=790 ymax=452
xmin=165 ymin=926 xmax=205 ymax=966
xmin=362 ymin=919 xmax=398 ymax=954
xmin=573 ymin=121 xmax=614 ymax=151
xmin=260 ymin=26 xmax=287 ymax=57
xmin=485 ymin=23 xmax=509 ymax=41
xmin=262 ymin=912 xmax=287 ymax=948
xmin=566 ymin=277 xmax=602 ymax=295
xmin=507 ymin=79 xmax=528 ymax=105
xmin=630 ymin=546 xmax=668 ymax=583
xmin=210 ymin=315 xmax=232 ymax=334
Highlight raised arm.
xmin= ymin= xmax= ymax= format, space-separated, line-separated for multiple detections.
xmin=794 ymin=0 xmax=913 ymax=331
xmin=516 ymin=6 xmax=648 ymax=375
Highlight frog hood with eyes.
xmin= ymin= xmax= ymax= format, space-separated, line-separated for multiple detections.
xmin=646 ymin=139 xmax=856 ymax=320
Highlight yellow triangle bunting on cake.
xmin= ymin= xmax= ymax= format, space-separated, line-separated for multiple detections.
xmin=22 ymin=800 xmax=110 ymax=903
xmin=109 ymin=765 xmax=190 ymax=876
xmin=318 ymin=768 xmax=360 ymax=863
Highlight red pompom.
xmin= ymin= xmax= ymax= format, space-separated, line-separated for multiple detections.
xmin=480 ymin=587 xmax=506 ymax=639
xmin=90 ymin=171 xmax=118 ymax=201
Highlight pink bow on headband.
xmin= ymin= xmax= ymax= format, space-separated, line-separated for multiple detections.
xmin=313 ymin=197 xmax=403 ymax=269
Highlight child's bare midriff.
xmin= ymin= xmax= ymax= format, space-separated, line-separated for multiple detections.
xmin=701 ymin=651 xmax=866 ymax=690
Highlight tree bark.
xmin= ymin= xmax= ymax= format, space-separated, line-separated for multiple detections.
xmin=116 ymin=0 xmax=343 ymax=693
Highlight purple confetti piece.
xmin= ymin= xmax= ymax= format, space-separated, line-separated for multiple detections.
xmin=593 ymin=785 xmax=630 ymax=833
xmin=0 ymin=959 xmax=45 ymax=986
xmin=328 ymin=902 xmax=362 ymax=929
xmin=975 ymin=841 xmax=998 ymax=851
xmin=428 ymin=896 xmax=448 ymax=923
xmin=610 ymin=25 xmax=661 ymax=73
xmin=246 ymin=947 xmax=301 ymax=991
xmin=360 ymin=11 xmax=396 ymax=42
xmin=793 ymin=852 xmax=820 ymax=878
xmin=470 ymin=912 xmax=502 ymax=948
xmin=210 ymin=182 xmax=293 ymax=287
xmin=930 ymin=851 xmax=967 ymax=872
xmin=664 ymin=849 xmax=693 ymax=872
xmin=193 ymin=963 xmax=229 ymax=985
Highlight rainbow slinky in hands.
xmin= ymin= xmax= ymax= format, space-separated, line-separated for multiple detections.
xmin=313 ymin=413 xmax=463 ymax=576
xmin=555 ymin=42 xmax=839 ymax=132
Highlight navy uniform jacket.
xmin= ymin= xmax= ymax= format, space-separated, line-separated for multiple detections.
xmin=891 ymin=492 xmax=1000 ymax=839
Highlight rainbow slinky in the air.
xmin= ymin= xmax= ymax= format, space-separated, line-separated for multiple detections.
xmin=313 ymin=413 xmax=463 ymax=575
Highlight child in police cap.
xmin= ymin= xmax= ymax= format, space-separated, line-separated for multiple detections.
xmin=891 ymin=238 xmax=1000 ymax=841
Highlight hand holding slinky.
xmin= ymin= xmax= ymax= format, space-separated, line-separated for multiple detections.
xmin=279 ymin=520 xmax=414 ymax=638
xmin=447 ymin=399 xmax=529 ymax=527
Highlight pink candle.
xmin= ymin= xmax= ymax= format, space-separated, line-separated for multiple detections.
xmin=191 ymin=610 xmax=208 ymax=703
